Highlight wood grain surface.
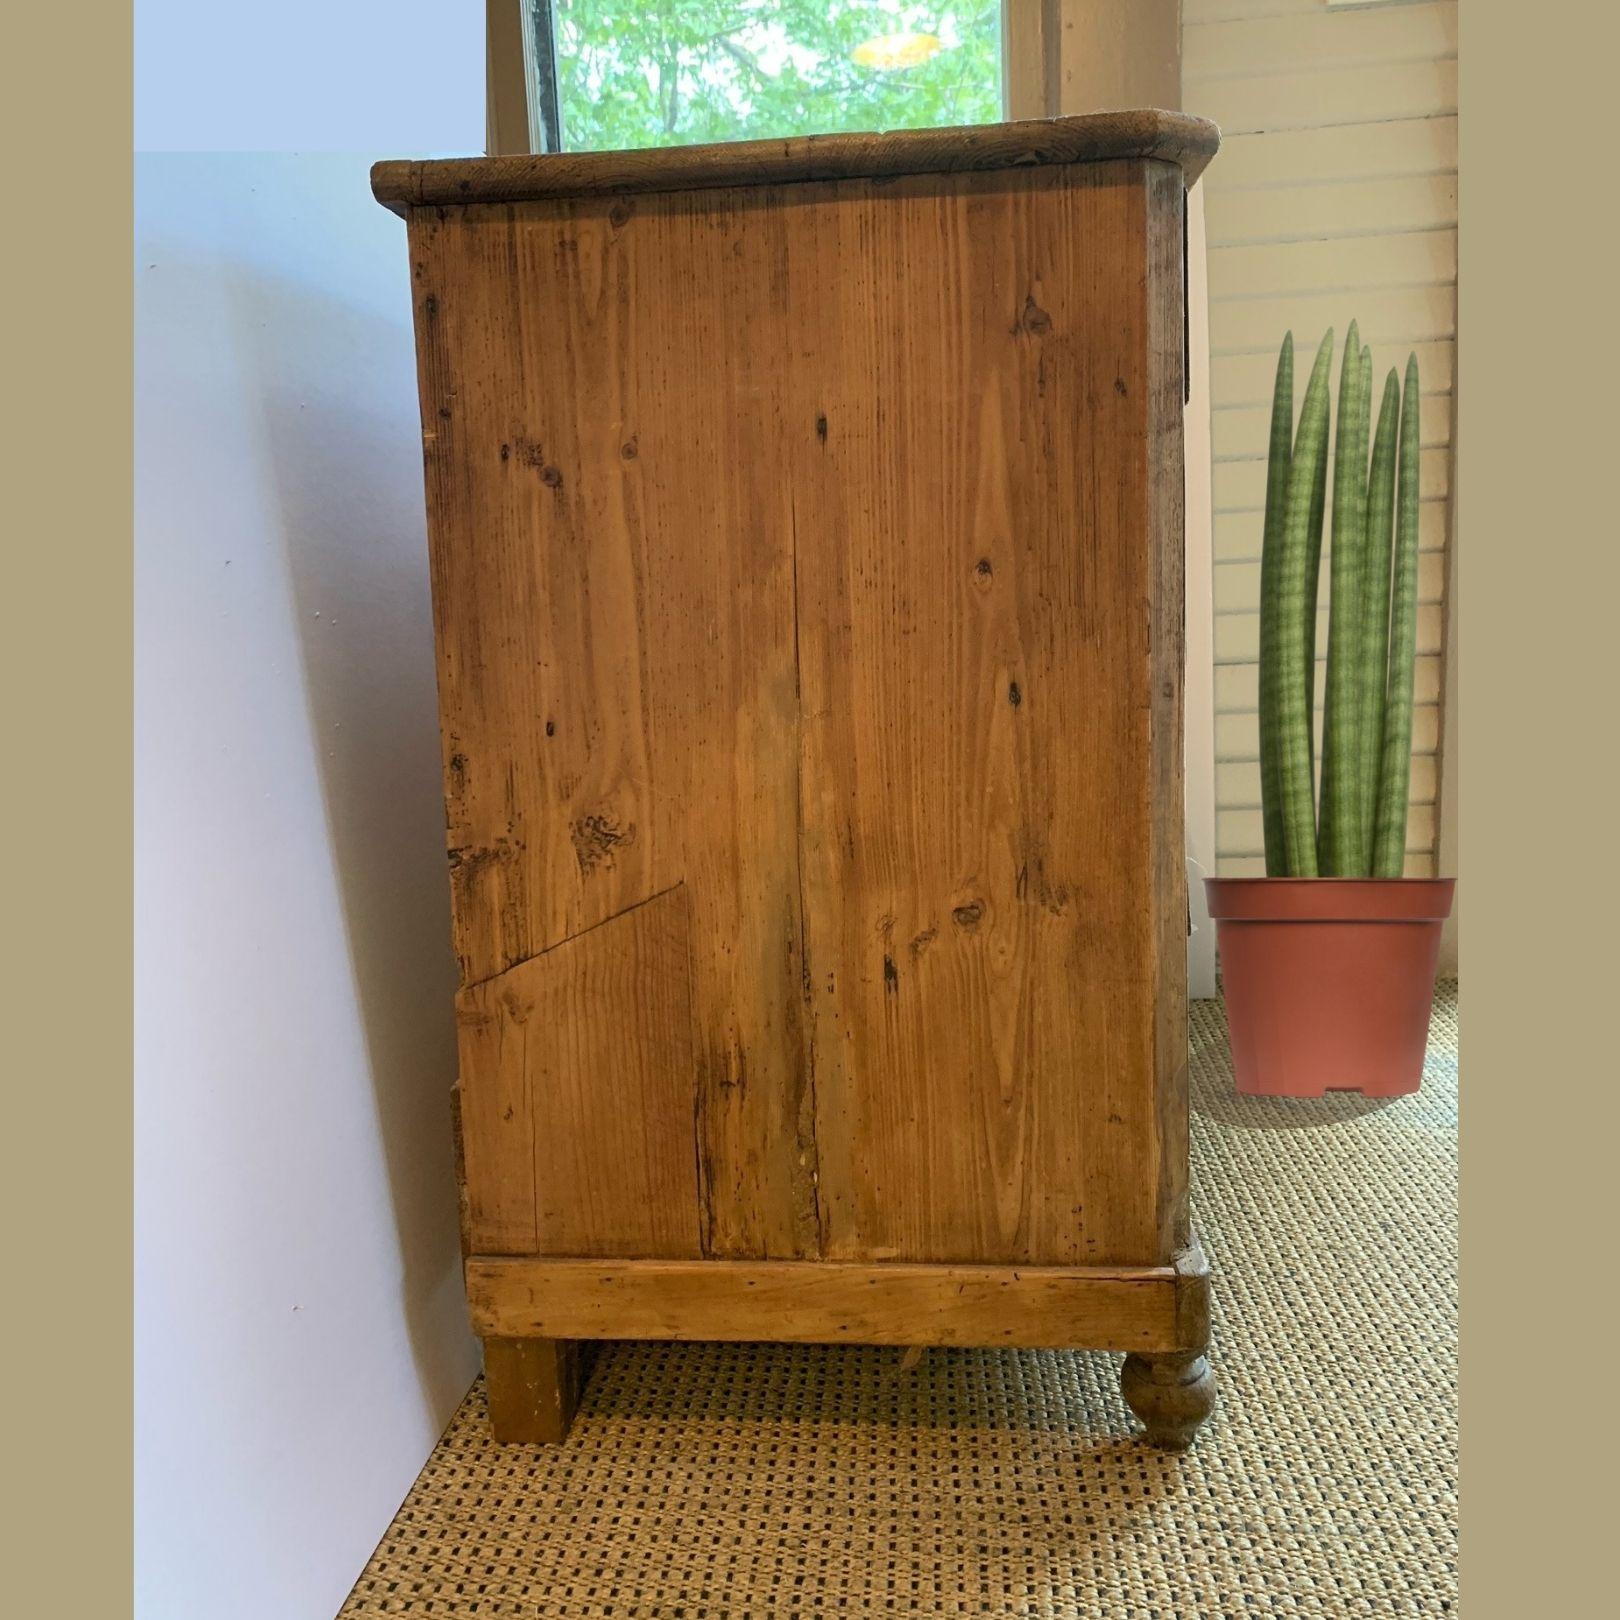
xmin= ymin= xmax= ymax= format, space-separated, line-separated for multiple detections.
xmin=482 ymin=1336 xmax=589 ymax=1444
xmin=373 ymin=109 xmax=1219 ymax=214
xmin=411 ymin=191 xmax=818 ymax=1257
xmin=465 ymin=1253 xmax=1207 ymax=1353
xmin=788 ymin=161 xmax=1187 ymax=1264
xmin=403 ymin=154 xmax=1191 ymax=1273
xmin=455 ymin=883 xmax=702 ymax=1257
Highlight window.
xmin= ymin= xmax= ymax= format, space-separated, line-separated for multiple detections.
xmin=523 ymin=2 xmax=1005 ymax=154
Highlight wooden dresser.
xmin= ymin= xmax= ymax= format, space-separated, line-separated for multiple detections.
xmin=374 ymin=109 xmax=1221 ymax=1451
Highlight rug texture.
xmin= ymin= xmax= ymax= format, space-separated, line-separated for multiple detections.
xmin=340 ymin=985 xmax=1458 ymax=1618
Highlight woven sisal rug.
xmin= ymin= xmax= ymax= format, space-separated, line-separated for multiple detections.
xmin=341 ymin=985 xmax=1458 ymax=1618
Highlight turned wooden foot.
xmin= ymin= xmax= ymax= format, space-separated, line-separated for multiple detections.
xmin=483 ymin=1336 xmax=591 ymax=1444
xmin=1120 ymin=1350 xmax=1216 ymax=1452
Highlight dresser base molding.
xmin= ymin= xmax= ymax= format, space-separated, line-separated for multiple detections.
xmin=473 ymin=1243 xmax=1213 ymax=1448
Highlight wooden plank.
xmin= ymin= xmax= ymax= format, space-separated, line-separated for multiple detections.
xmin=1216 ymin=753 xmax=1438 ymax=806
xmin=1211 ymin=116 xmax=1457 ymax=191
xmin=455 ymin=884 xmax=702 ymax=1257
xmin=1214 ymin=394 xmax=1452 ymax=463
xmin=1210 ymin=228 xmax=1455 ymax=300
xmin=371 ymin=110 xmax=1220 ymax=214
xmin=408 ymin=188 xmax=819 ymax=1258
xmin=1215 ymin=496 xmax=1448 ymax=559
xmin=1216 ymin=445 xmax=1451 ymax=511
xmin=1221 ymin=847 xmax=1437 ymax=879
xmin=1216 ymin=660 xmax=1328 ymax=716
xmin=1205 ymin=174 xmax=1456 ymax=249
xmin=1217 ymin=702 xmax=1440 ymax=761
xmin=1215 ymin=605 xmax=1328 ymax=663
xmin=1214 ymin=338 xmax=1454 ymax=407
xmin=1215 ymin=602 xmax=1442 ymax=664
xmin=1215 ymin=761 xmax=1260 ymax=805
xmin=1188 ymin=0 xmax=1367 ymax=25
xmin=1190 ymin=59 xmax=1456 ymax=137
xmin=464 ymin=1256 xmax=1195 ymax=1351
xmin=1214 ymin=549 xmax=1445 ymax=611
xmin=788 ymin=160 xmax=1185 ymax=1267
xmin=1184 ymin=2 xmax=1456 ymax=79
xmin=1216 ymin=658 xmax=1441 ymax=716
xmin=1210 ymin=286 xmax=1455 ymax=357
xmin=1219 ymin=801 xmax=1435 ymax=857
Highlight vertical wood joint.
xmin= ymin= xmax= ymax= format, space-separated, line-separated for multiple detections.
xmin=1172 ymin=1237 xmax=1212 ymax=1352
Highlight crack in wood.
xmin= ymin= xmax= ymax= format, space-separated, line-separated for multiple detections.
xmin=458 ymin=881 xmax=686 ymax=994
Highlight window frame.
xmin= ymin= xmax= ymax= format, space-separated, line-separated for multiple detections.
xmin=486 ymin=1 xmax=562 ymax=155
xmin=485 ymin=1 xmax=1048 ymax=157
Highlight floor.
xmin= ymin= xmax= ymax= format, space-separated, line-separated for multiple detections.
xmin=341 ymin=986 xmax=1458 ymax=1618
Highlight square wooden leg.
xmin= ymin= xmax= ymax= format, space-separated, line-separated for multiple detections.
xmin=483 ymin=1336 xmax=590 ymax=1444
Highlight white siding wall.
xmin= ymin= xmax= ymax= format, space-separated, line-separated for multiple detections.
xmin=1183 ymin=0 xmax=1458 ymax=877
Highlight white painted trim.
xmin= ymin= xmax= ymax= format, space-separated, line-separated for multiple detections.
xmin=485 ymin=0 xmax=531 ymax=156
xmin=1185 ymin=182 xmax=1220 ymax=999
xmin=1002 ymin=0 xmax=1061 ymax=120
xmin=1437 ymin=331 xmax=1459 ymax=974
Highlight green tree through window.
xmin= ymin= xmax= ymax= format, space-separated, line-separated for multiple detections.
xmin=550 ymin=2 xmax=1004 ymax=152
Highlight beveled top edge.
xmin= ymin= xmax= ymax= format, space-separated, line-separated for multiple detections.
xmin=371 ymin=109 xmax=1220 ymax=217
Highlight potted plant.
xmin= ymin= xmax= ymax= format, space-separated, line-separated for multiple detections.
xmin=1205 ymin=323 xmax=1454 ymax=1096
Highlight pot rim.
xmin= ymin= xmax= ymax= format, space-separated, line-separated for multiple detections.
xmin=1203 ymin=874 xmax=1455 ymax=923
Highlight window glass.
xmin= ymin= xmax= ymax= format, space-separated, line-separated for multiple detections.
xmin=548 ymin=2 xmax=1004 ymax=153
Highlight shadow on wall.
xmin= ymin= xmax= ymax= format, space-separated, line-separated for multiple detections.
xmin=229 ymin=264 xmax=474 ymax=1420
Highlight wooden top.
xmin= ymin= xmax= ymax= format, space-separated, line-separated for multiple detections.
xmin=371 ymin=109 xmax=1219 ymax=216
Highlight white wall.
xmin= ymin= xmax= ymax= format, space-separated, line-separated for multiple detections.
xmin=1183 ymin=0 xmax=1458 ymax=881
xmin=1436 ymin=361 xmax=1459 ymax=974
xmin=136 ymin=1 xmax=481 ymax=153
xmin=135 ymin=153 xmax=481 ymax=1620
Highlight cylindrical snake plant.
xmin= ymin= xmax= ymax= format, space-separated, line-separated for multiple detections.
xmin=1257 ymin=328 xmax=1420 ymax=879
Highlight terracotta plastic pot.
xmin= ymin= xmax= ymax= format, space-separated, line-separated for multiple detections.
xmin=1204 ymin=877 xmax=1455 ymax=1097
